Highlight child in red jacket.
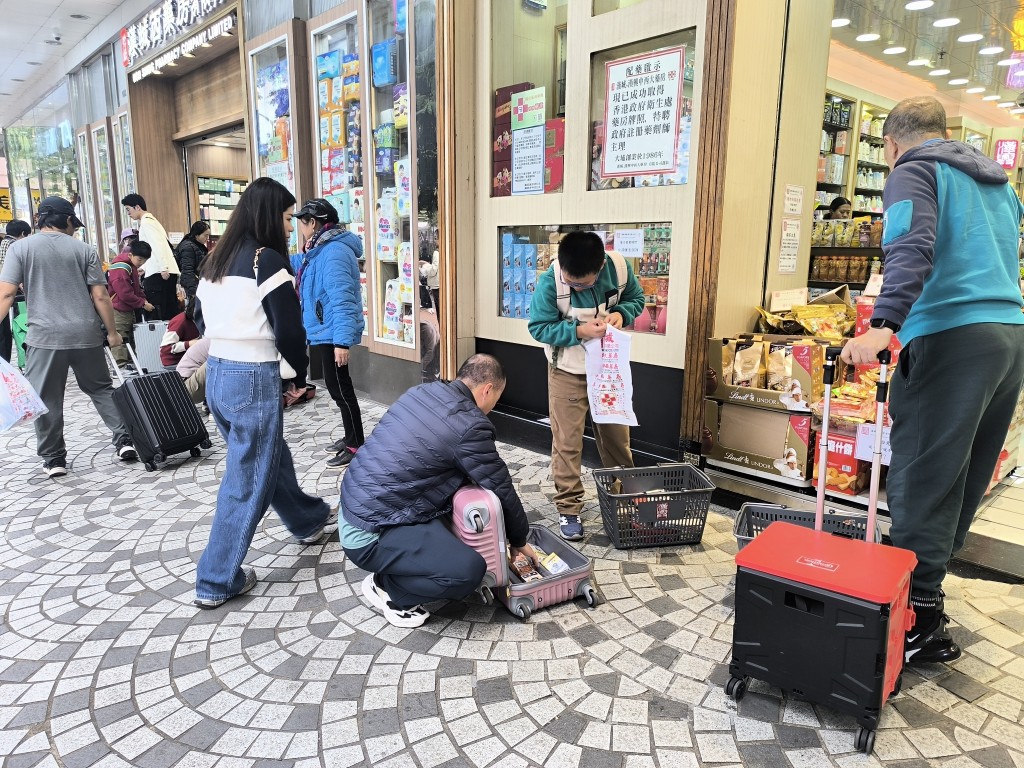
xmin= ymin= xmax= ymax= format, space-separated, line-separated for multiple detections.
xmin=107 ymin=240 xmax=154 ymax=367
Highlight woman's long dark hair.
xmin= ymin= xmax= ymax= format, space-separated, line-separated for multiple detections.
xmin=187 ymin=220 xmax=211 ymax=241
xmin=202 ymin=177 xmax=295 ymax=282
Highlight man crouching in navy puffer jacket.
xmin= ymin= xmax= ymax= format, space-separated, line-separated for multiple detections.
xmin=340 ymin=354 xmax=535 ymax=627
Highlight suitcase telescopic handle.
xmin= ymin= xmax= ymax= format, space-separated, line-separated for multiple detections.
xmin=865 ymin=348 xmax=891 ymax=544
xmin=103 ymin=341 xmax=145 ymax=385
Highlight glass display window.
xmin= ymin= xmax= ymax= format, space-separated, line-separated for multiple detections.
xmin=311 ymin=15 xmax=368 ymax=336
xmin=76 ymin=131 xmax=98 ymax=247
xmin=490 ymin=0 xmax=568 ymax=197
xmin=589 ymin=30 xmax=696 ymax=191
xmin=91 ymin=123 xmax=118 ymax=263
xmin=498 ymin=222 xmax=672 ymax=335
xmin=250 ymin=39 xmax=296 ymax=194
xmin=112 ymin=112 xmax=136 ymax=199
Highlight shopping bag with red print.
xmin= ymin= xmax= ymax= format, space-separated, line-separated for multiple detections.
xmin=0 ymin=357 xmax=47 ymax=432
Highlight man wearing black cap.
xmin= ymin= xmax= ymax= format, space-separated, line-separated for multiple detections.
xmin=0 ymin=195 xmax=137 ymax=477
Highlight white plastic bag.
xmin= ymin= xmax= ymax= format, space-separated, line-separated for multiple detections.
xmin=583 ymin=325 xmax=639 ymax=426
xmin=0 ymin=357 xmax=47 ymax=432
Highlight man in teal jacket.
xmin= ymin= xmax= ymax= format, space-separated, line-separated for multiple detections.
xmin=294 ymin=198 xmax=366 ymax=469
xmin=528 ymin=231 xmax=645 ymax=540
xmin=843 ymin=96 xmax=1024 ymax=665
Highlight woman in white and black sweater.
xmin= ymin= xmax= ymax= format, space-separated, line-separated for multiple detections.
xmin=192 ymin=177 xmax=335 ymax=609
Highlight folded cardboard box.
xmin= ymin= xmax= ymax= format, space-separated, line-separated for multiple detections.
xmin=704 ymin=399 xmax=814 ymax=485
xmin=706 ymin=334 xmax=828 ymax=413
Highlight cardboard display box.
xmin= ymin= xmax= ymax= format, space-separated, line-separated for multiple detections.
xmin=706 ymin=335 xmax=828 ymax=413
xmin=704 ymin=399 xmax=814 ymax=485
xmin=816 ymin=432 xmax=871 ymax=495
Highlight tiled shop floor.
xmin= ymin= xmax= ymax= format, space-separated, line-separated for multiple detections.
xmin=1 ymin=384 xmax=1024 ymax=768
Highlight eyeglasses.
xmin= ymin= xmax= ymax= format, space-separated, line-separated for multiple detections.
xmin=561 ymin=270 xmax=597 ymax=289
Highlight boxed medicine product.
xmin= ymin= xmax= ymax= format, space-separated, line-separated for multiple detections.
xmin=393 ymin=83 xmax=409 ymax=129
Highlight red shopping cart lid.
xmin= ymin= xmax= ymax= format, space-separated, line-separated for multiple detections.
xmin=736 ymin=521 xmax=917 ymax=604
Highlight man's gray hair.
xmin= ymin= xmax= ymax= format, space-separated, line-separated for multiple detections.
xmin=457 ymin=354 xmax=506 ymax=388
xmin=882 ymin=96 xmax=947 ymax=143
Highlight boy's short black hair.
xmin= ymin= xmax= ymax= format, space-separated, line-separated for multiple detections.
xmin=6 ymin=220 xmax=31 ymax=237
xmin=558 ymin=231 xmax=607 ymax=278
xmin=129 ymin=240 xmax=152 ymax=259
xmin=121 ymin=193 xmax=147 ymax=210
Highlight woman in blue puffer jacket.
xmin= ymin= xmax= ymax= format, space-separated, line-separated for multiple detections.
xmin=294 ymin=198 xmax=366 ymax=469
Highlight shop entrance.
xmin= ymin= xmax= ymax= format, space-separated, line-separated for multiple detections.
xmin=179 ymin=127 xmax=250 ymax=247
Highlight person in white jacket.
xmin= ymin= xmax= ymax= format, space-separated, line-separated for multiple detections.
xmin=122 ymin=193 xmax=181 ymax=320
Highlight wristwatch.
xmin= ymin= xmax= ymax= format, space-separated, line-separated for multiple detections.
xmin=869 ymin=318 xmax=901 ymax=333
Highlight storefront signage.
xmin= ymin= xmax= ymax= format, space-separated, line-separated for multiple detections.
xmin=129 ymin=13 xmax=235 ymax=83
xmin=511 ymin=125 xmax=545 ymax=195
xmin=784 ymin=184 xmax=804 ymax=215
xmin=601 ymin=46 xmax=685 ymax=178
xmin=995 ymin=139 xmax=1019 ymax=170
xmin=612 ymin=229 xmax=644 ymax=258
xmin=0 ymin=189 xmax=12 ymax=224
xmin=510 ymin=87 xmax=546 ymax=131
xmin=122 ymin=0 xmax=229 ymax=68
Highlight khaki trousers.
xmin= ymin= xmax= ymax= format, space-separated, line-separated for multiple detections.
xmin=183 ymin=362 xmax=207 ymax=405
xmin=112 ymin=310 xmax=135 ymax=366
xmin=548 ymin=366 xmax=633 ymax=517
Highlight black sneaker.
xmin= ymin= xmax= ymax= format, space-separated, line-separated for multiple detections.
xmin=905 ymin=613 xmax=962 ymax=664
xmin=42 ymin=458 xmax=67 ymax=478
xmin=324 ymin=438 xmax=348 ymax=454
xmin=326 ymin=450 xmax=356 ymax=469
xmin=117 ymin=444 xmax=138 ymax=462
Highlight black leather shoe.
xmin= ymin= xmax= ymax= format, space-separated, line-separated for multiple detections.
xmin=324 ymin=439 xmax=348 ymax=454
xmin=326 ymin=450 xmax=355 ymax=469
xmin=905 ymin=614 xmax=962 ymax=664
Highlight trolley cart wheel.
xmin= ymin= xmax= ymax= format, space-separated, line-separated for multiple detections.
xmin=583 ymin=584 xmax=599 ymax=608
xmin=515 ymin=603 xmax=532 ymax=620
xmin=153 ymin=452 xmax=166 ymax=465
xmin=200 ymin=439 xmax=212 ymax=450
xmin=469 ymin=511 xmax=484 ymax=534
xmin=144 ymin=462 xmax=157 ymax=472
xmin=855 ymin=727 xmax=875 ymax=754
xmin=190 ymin=447 xmax=202 ymax=458
xmin=479 ymin=585 xmax=494 ymax=605
xmin=725 ymin=675 xmax=748 ymax=701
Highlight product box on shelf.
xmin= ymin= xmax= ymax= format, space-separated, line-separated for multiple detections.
xmin=704 ymin=399 xmax=814 ymax=484
xmin=371 ymin=39 xmax=398 ymax=87
xmin=706 ymin=335 xmax=828 ymax=413
xmin=494 ymin=82 xmax=534 ymax=122
xmin=349 ymin=187 xmax=365 ymax=223
xmin=376 ymin=190 xmax=398 ymax=261
xmin=318 ymin=79 xmax=332 ymax=114
xmin=544 ymin=155 xmax=564 ymax=193
xmin=493 ymin=159 xmax=511 ymax=197
xmin=383 ymin=279 xmax=402 ymax=339
xmin=398 ymin=241 xmax=414 ymax=304
xmin=394 ymin=83 xmax=409 ymax=129
xmin=545 ymin=118 xmax=565 ymax=156
xmin=853 ymin=296 xmax=902 ymax=381
xmin=493 ymin=123 xmax=513 ymax=160
xmin=394 ymin=157 xmax=412 ymax=217
xmin=814 ymin=432 xmax=870 ymax=495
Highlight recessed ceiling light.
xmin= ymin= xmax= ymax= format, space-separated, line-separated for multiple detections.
xmin=1011 ymin=107 xmax=1024 ymax=114
xmin=933 ymin=18 xmax=960 ymax=27
xmin=929 ymin=69 xmax=950 ymax=76
xmin=908 ymin=58 xmax=930 ymax=66
xmin=70 ymin=13 xmax=89 ymax=19
xmin=997 ymin=58 xmax=1016 ymax=66
xmin=11 ymin=78 xmax=24 ymax=82
xmin=983 ymin=94 xmax=1001 ymax=100
xmin=856 ymin=33 xmax=881 ymax=42
xmin=883 ymin=46 xmax=907 ymax=54
xmin=958 ymin=33 xmax=984 ymax=43
xmin=998 ymin=101 xmax=1014 ymax=108
xmin=832 ymin=18 xmax=851 ymax=28
xmin=905 ymin=0 xmax=934 ymax=8
xmin=26 ymin=61 xmax=41 ymax=66
xmin=966 ymin=87 xmax=986 ymax=93
xmin=949 ymin=78 xmax=969 ymax=85
xmin=979 ymin=46 xmax=1004 ymax=55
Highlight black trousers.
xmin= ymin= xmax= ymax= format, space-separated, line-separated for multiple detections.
xmin=346 ymin=517 xmax=486 ymax=608
xmin=142 ymin=273 xmax=180 ymax=321
xmin=887 ymin=322 xmax=1024 ymax=598
xmin=314 ymin=344 xmax=365 ymax=448
xmin=0 ymin=313 xmax=11 ymax=363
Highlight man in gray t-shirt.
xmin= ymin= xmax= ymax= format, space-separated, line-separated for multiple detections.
xmin=0 ymin=196 xmax=138 ymax=477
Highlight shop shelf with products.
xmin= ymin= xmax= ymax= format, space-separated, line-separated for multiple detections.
xmin=196 ymin=176 xmax=249 ymax=239
xmin=852 ymin=102 xmax=889 ymax=214
xmin=815 ymin=92 xmax=856 ymax=211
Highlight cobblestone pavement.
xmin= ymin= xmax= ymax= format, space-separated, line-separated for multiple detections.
xmin=2 ymin=383 xmax=1024 ymax=768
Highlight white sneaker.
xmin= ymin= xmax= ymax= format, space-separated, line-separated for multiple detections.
xmin=361 ymin=573 xmax=430 ymax=628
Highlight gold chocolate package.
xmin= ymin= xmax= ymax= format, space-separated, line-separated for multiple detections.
xmin=721 ymin=339 xmax=736 ymax=386
xmin=732 ymin=340 xmax=765 ymax=388
xmin=766 ymin=342 xmax=793 ymax=391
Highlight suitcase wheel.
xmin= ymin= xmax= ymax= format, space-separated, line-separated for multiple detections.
xmin=153 ymin=452 xmax=166 ymax=464
xmin=144 ymin=462 xmax=158 ymax=472
xmin=469 ymin=510 xmax=485 ymax=534
xmin=190 ymin=447 xmax=202 ymax=458
xmin=514 ymin=602 xmax=532 ymax=620
xmin=855 ymin=727 xmax=875 ymax=754
xmin=201 ymin=439 xmax=212 ymax=450
xmin=582 ymin=584 xmax=599 ymax=608
xmin=725 ymin=675 xmax=748 ymax=702
xmin=479 ymin=585 xmax=494 ymax=605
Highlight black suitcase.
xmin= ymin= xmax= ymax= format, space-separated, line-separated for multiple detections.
xmin=106 ymin=344 xmax=211 ymax=471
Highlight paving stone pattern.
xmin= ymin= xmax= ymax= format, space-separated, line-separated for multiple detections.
xmin=1 ymin=384 xmax=1024 ymax=767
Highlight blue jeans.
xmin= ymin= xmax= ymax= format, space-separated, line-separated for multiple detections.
xmin=196 ymin=357 xmax=330 ymax=601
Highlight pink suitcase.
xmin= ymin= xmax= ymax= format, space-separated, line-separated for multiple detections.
xmin=447 ymin=486 xmax=599 ymax=619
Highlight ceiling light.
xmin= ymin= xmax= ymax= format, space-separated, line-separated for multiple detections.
xmin=832 ymin=18 xmax=851 ymax=28
xmin=11 ymin=78 xmax=24 ymax=82
xmin=183 ymin=52 xmax=195 ymax=58
xmin=200 ymin=42 xmax=212 ymax=48
xmin=966 ymin=87 xmax=986 ymax=93
xmin=929 ymin=69 xmax=950 ymax=76
xmin=908 ymin=58 xmax=930 ymax=66
xmin=856 ymin=33 xmax=881 ymax=42
xmin=26 ymin=61 xmax=41 ymax=66
xmin=958 ymin=33 xmax=983 ymax=43
xmin=44 ymin=39 xmax=62 ymax=46
xmin=70 ymin=13 xmax=89 ymax=20
xmin=949 ymin=78 xmax=969 ymax=85
xmin=883 ymin=46 xmax=907 ymax=54
xmin=983 ymin=94 xmax=1001 ymax=100
xmin=905 ymin=0 xmax=934 ymax=8
xmin=998 ymin=58 xmax=1016 ymax=66
xmin=979 ymin=46 xmax=1004 ymax=55
xmin=933 ymin=18 xmax=960 ymax=27
xmin=998 ymin=101 xmax=1014 ymax=108
xmin=1012 ymin=108 xmax=1024 ymax=114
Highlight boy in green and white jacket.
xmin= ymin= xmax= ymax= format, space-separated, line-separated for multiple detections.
xmin=528 ymin=231 xmax=645 ymax=540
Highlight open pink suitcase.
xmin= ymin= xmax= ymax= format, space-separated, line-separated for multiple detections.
xmin=446 ymin=486 xmax=599 ymax=619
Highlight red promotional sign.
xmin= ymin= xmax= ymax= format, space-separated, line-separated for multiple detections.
xmin=120 ymin=29 xmax=130 ymax=68
xmin=995 ymin=139 xmax=1019 ymax=170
